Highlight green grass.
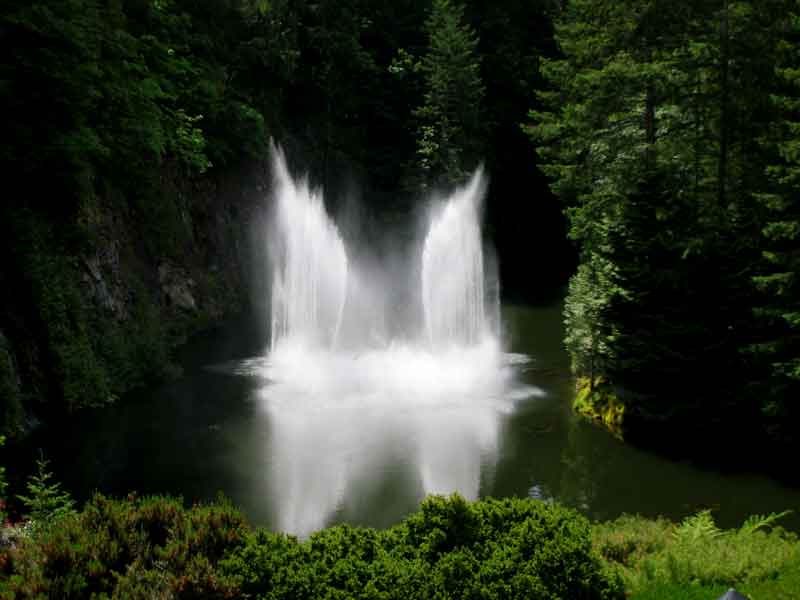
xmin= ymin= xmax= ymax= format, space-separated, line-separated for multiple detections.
xmin=630 ymin=583 xmax=726 ymax=600
xmin=739 ymin=554 xmax=800 ymax=600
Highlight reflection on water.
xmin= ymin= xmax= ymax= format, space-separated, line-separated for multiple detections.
xmin=16 ymin=303 xmax=800 ymax=536
xmin=229 ymin=339 xmax=538 ymax=536
xmin=262 ymin=404 xmax=504 ymax=535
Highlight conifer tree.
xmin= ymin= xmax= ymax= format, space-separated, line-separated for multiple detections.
xmin=752 ymin=7 xmax=800 ymax=445
xmin=530 ymin=0 xmax=788 ymax=441
xmin=414 ymin=0 xmax=485 ymax=186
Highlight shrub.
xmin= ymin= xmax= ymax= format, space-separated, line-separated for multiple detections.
xmin=0 ymin=494 xmax=248 ymax=599
xmin=222 ymin=495 xmax=625 ymax=600
xmin=592 ymin=514 xmax=672 ymax=566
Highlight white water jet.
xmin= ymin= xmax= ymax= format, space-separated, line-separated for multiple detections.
xmin=269 ymin=148 xmax=348 ymax=350
xmin=422 ymin=168 xmax=492 ymax=346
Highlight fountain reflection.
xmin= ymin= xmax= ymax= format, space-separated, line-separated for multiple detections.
xmin=238 ymin=344 xmax=536 ymax=536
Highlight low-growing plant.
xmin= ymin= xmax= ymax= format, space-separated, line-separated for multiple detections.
xmin=593 ymin=514 xmax=672 ymax=566
xmin=594 ymin=510 xmax=799 ymax=597
xmin=0 ymin=494 xmax=248 ymax=599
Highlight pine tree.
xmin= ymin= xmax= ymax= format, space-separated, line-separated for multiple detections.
xmin=529 ymin=0 xmax=787 ymax=442
xmin=17 ymin=456 xmax=76 ymax=530
xmin=414 ymin=0 xmax=485 ymax=187
xmin=752 ymin=7 xmax=800 ymax=446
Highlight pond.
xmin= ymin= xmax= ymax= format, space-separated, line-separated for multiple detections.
xmin=21 ymin=302 xmax=800 ymax=535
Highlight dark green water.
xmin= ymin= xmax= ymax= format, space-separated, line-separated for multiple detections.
xmin=20 ymin=303 xmax=800 ymax=534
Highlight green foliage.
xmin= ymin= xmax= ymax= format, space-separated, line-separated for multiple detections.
xmin=16 ymin=456 xmax=76 ymax=530
xmin=564 ymin=260 xmax=615 ymax=382
xmin=92 ymin=280 xmax=172 ymax=396
xmin=672 ymin=511 xmax=722 ymax=546
xmin=411 ymin=0 xmax=486 ymax=187
xmin=0 ymin=494 xmax=626 ymax=600
xmin=530 ymin=0 xmax=793 ymax=447
xmin=4 ymin=493 xmax=796 ymax=600
xmin=593 ymin=514 xmax=673 ymax=567
xmin=594 ymin=510 xmax=799 ymax=596
xmin=749 ymin=5 xmax=800 ymax=446
xmin=0 ymin=0 xmax=307 ymax=427
xmin=740 ymin=510 xmax=794 ymax=535
xmin=573 ymin=378 xmax=625 ymax=438
xmin=629 ymin=583 xmax=727 ymax=600
xmin=0 ymin=494 xmax=248 ymax=599
xmin=223 ymin=495 xmax=624 ymax=600
xmin=19 ymin=221 xmax=113 ymax=411
xmin=0 ymin=436 xmax=6 ymax=522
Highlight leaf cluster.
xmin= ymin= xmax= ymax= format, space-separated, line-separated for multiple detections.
xmin=223 ymin=494 xmax=624 ymax=600
xmin=593 ymin=509 xmax=799 ymax=596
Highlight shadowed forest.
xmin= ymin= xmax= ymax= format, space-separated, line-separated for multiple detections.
xmin=2 ymin=0 xmax=798 ymax=464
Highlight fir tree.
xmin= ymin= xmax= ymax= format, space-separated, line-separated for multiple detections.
xmin=17 ymin=456 xmax=76 ymax=530
xmin=414 ymin=0 xmax=485 ymax=187
xmin=529 ymin=0 xmax=787 ymax=443
xmin=752 ymin=6 xmax=800 ymax=446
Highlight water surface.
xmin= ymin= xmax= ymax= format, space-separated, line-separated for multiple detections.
xmin=26 ymin=303 xmax=800 ymax=534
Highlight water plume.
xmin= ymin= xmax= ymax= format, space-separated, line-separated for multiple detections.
xmin=269 ymin=147 xmax=348 ymax=350
xmin=422 ymin=168 xmax=490 ymax=346
xmin=243 ymin=146 xmax=536 ymax=535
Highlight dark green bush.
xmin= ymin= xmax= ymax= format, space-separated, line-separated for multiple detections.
xmin=0 ymin=494 xmax=624 ymax=599
xmin=222 ymin=495 xmax=624 ymax=600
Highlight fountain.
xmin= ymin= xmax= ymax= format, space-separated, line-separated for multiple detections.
xmin=248 ymin=146 xmax=533 ymax=535
xmin=269 ymin=152 xmax=496 ymax=351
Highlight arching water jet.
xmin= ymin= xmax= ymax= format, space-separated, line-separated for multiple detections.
xmin=421 ymin=168 xmax=494 ymax=347
xmin=269 ymin=148 xmax=348 ymax=351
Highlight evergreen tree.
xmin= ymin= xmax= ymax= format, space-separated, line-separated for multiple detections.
xmin=17 ymin=456 xmax=76 ymax=530
xmin=752 ymin=6 xmax=800 ymax=447
xmin=530 ymin=0 xmax=788 ymax=446
xmin=414 ymin=0 xmax=485 ymax=187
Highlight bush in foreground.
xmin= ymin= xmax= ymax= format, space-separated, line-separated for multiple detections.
xmin=223 ymin=495 xmax=623 ymax=600
xmin=0 ymin=494 xmax=623 ymax=599
xmin=0 ymin=494 xmax=248 ymax=598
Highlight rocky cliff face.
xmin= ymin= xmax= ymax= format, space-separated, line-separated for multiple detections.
xmin=0 ymin=161 xmax=272 ymax=438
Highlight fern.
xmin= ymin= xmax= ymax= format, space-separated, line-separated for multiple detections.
xmin=739 ymin=510 xmax=793 ymax=535
xmin=674 ymin=511 xmax=721 ymax=545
